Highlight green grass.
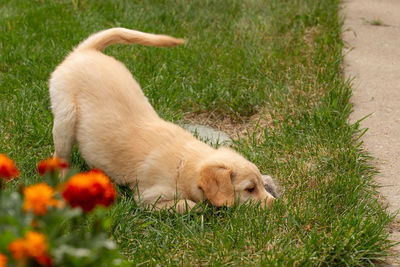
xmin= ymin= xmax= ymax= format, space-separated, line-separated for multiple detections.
xmin=0 ymin=0 xmax=393 ymax=265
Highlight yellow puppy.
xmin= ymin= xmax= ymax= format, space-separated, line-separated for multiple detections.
xmin=49 ymin=28 xmax=275 ymax=213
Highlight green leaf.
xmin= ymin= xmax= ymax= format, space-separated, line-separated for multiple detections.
xmin=0 ymin=230 xmax=16 ymax=251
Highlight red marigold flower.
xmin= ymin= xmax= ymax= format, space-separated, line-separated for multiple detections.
xmin=62 ymin=169 xmax=116 ymax=212
xmin=0 ymin=153 xmax=19 ymax=180
xmin=37 ymin=157 xmax=68 ymax=175
xmin=36 ymin=254 xmax=52 ymax=266
xmin=23 ymin=183 xmax=59 ymax=216
xmin=0 ymin=253 xmax=7 ymax=267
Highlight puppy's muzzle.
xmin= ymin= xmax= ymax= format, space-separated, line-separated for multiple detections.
xmin=261 ymin=195 xmax=275 ymax=209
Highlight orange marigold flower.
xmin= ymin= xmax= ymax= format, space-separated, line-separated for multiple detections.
xmin=37 ymin=157 xmax=68 ymax=175
xmin=25 ymin=232 xmax=48 ymax=259
xmin=23 ymin=183 xmax=59 ymax=216
xmin=0 ymin=253 xmax=7 ymax=267
xmin=62 ymin=169 xmax=116 ymax=212
xmin=8 ymin=238 xmax=27 ymax=260
xmin=0 ymin=153 xmax=19 ymax=179
xmin=8 ymin=232 xmax=52 ymax=266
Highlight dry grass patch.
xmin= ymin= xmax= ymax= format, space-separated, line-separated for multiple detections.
xmin=303 ymin=25 xmax=322 ymax=48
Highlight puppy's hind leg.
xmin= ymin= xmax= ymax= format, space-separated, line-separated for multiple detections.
xmin=51 ymin=100 xmax=77 ymax=164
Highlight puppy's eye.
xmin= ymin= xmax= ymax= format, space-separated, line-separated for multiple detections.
xmin=246 ymin=186 xmax=255 ymax=193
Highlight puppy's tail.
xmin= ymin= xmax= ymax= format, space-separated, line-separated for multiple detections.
xmin=74 ymin=27 xmax=184 ymax=52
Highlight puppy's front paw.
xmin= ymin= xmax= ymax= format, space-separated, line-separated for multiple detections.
xmin=175 ymin=199 xmax=202 ymax=214
xmin=262 ymin=175 xmax=280 ymax=198
xmin=153 ymin=199 xmax=201 ymax=214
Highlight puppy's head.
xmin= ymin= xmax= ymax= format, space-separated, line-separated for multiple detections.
xmin=197 ymin=147 xmax=275 ymax=208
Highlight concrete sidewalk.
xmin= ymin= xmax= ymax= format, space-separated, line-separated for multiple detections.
xmin=342 ymin=0 xmax=400 ymax=264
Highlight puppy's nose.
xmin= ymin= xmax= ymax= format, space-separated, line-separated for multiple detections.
xmin=261 ymin=196 xmax=275 ymax=209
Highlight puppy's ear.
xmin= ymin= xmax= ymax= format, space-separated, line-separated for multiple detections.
xmin=198 ymin=164 xmax=234 ymax=207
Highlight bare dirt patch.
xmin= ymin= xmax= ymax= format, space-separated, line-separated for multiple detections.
xmin=183 ymin=109 xmax=274 ymax=141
